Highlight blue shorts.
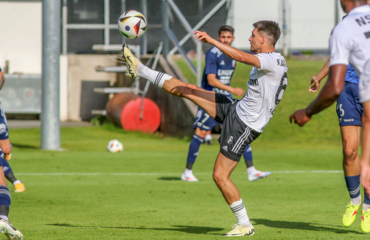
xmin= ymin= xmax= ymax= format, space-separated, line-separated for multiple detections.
xmin=193 ymin=108 xmax=218 ymax=131
xmin=336 ymin=82 xmax=363 ymax=126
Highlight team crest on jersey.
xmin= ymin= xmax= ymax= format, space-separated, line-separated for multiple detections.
xmin=227 ymin=136 xmax=233 ymax=145
xmin=232 ymin=60 xmax=236 ymax=68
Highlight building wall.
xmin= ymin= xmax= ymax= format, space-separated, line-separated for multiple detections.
xmin=0 ymin=1 xmax=42 ymax=74
xmin=229 ymin=0 xmax=345 ymax=51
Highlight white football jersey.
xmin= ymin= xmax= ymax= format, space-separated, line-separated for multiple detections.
xmin=360 ymin=59 xmax=370 ymax=103
xmin=329 ymin=5 xmax=370 ymax=103
xmin=236 ymin=52 xmax=288 ymax=132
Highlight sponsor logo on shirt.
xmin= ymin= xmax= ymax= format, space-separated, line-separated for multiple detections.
xmin=220 ymin=60 xmax=225 ymax=65
xmin=248 ymin=79 xmax=259 ymax=86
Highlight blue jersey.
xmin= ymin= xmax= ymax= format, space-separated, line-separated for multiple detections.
xmin=201 ymin=47 xmax=236 ymax=96
xmin=345 ymin=64 xmax=359 ymax=84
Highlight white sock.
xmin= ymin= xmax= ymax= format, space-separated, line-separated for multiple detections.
xmin=13 ymin=180 xmax=21 ymax=186
xmin=229 ymin=199 xmax=251 ymax=227
xmin=137 ymin=63 xmax=172 ymax=88
xmin=247 ymin=166 xmax=258 ymax=176
xmin=0 ymin=215 xmax=8 ymax=221
xmin=351 ymin=195 xmax=361 ymax=206
xmin=205 ymin=134 xmax=212 ymax=141
xmin=184 ymin=169 xmax=193 ymax=176
xmin=363 ymin=203 xmax=370 ymax=211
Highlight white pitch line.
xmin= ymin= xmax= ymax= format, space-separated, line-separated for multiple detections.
xmin=15 ymin=170 xmax=343 ymax=176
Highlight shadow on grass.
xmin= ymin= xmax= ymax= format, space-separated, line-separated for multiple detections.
xmin=11 ymin=143 xmax=39 ymax=149
xmin=157 ymin=177 xmax=181 ymax=181
xmin=47 ymin=223 xmax=223 ymax=235
xmin=253 ymin=218 xmax=363 ymax=235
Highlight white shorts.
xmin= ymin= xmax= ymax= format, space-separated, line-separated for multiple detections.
xmin=360 ymin=58 xmax=370 ymax=103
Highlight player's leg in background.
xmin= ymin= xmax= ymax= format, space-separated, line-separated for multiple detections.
xmin=0 ymin=141 xmax=25 ymax=193
xmin=0 ymin=155 xmax=25 ymax=193
xmin=243 ymin=145 xmax=271 ymax=181
xmin=182 ymin=127 xmax=207 ymax=182
xmin=341 ymin=125 xmax=362 ymax=227
xmin=0 ymin=166 xmax=23 ymax=240
xmin=123 ymin=44 xmax=217 ymax=118
xmin=204 ymin=131 xmax=213 ymax=145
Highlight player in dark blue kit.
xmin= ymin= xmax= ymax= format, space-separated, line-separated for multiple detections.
xmin=181 ymin=25 xmax=271 ymax=182
xmin=0 ymin=67 xmax=23 ymax=239
xmin=310 ymin=60 xmax=369 ymax=228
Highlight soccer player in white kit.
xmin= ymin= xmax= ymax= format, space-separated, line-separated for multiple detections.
xmin=290 ymin=0 xmax=370 ymax=233
xmin=122 ymin=21 xmax=288 ymax=237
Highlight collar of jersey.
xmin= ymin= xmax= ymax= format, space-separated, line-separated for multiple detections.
xmin=348 ymin=5 xmax=370 ymax=16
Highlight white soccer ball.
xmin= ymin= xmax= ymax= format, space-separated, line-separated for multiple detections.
xmin=107 ymin=140 xmax=123 ymax=153
xmin=118 ymin=10 xmax=147 ymax=39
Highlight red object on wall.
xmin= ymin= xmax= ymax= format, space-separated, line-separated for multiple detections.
xmin=121 ymin=98 xmax=161 ymax=134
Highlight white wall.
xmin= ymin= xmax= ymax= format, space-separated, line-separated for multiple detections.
xmin=0 ymin=1 xmax=42 ymax=74
xmin=229 ymin=0 xmax=345 ymax=51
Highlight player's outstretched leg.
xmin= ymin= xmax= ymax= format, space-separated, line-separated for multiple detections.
xmin=213 ymin=152 xmax=255 ymax=237
xmin=1 ymin=158 xmax=25 ymax=193
xmin=122 ymin=44 xmax=217 ymax=118
xmin=243 ymin=145 xmax=271 ymax=181
xmin=0 ymin=167 xmax=23 ymax=240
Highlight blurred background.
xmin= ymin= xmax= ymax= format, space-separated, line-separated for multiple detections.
xmin=0 ymin=0 xmax=344 ymax=140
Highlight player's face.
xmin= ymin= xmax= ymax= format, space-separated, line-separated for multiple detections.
xmin=217 ymin=31 xmax=234 ymax=46
xmin=249 ymin=28 xmax=262 ymax=53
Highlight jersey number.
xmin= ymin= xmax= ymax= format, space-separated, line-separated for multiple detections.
xmin=275 ymin=72 xmax=288 ymax=106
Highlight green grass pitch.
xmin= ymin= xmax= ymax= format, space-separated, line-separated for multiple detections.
xmin=5 ymin=59 xmax=369 ymax=239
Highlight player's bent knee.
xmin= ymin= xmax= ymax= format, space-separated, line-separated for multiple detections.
xmin=343 ymin=147 xmax=358 ymax=161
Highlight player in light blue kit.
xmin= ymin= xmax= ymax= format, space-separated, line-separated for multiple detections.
xmin=181 ymin=25 xmax=271 ymax=182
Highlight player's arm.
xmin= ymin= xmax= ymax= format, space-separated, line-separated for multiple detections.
xmin=290 ymin=64 xmax=347 ymax=126
xmin=207 ymin=74 xmax=244 ymax=97
xmin=309 ymin=59 xmax=330 ymax=93
xmin=193 ymin=31 xmax=261 ymax=68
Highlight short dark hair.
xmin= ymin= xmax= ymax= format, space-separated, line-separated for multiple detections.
xmin=253 ymin=21 xmax=281 ymax=46
xmin=218 ymin=25 xmax=234 ymax=36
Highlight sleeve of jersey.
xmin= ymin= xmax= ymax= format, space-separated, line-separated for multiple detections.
xmin=256 ymin=54 xmax=275 ymax=72
xmin=204 ymin=51 xmax=217 ymax=75
xmin=329 ymin=27 xmax=351 ymax=66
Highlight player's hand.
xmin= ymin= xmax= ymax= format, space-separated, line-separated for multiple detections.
xmin=193 ymin=31 xmax=214 ymax=44
xmin=361 ymin=161 xmax=370 ymax=197
xmin=289 ymin=109 xmax=311 ymax=126
xmin=309 ymin=76 xmax=320 ymax=93
xmin=233 ymin=88 xmax=245 ymax=97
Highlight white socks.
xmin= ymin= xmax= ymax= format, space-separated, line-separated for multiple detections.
xmin=247 ymin=166 xmax=258 ymax=177
xmin=184 ymin=168 xmax=193 ymax=176
xmin=13 ymin=180 xmax=21 ymax=186
xmin=229 ymin=199 xmax=251 ymax=227
xmin=351 ymin=195 xmax=361 ymax=206
xmin=205 ymin=134 xmax=212 ymax=142
xmin=0 ymin=215 xmax=8 ymax=221
xmin=363 ymin=203 xmax=370 ymax=211
xmin=136 ymin=63 xmax=172 ymax=88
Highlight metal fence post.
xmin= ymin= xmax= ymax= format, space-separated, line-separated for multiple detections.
xmin=41 ymin=0 xmax=61 ymax=150
xmin=141 ymin=0 xmax=148 ymax=55
xmin=196 ymin=41 xmax=202 ymax=87
xmin=162 ymin=0 xmax=169 ymax=57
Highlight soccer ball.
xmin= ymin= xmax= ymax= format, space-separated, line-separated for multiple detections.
xmin=107 ymin=140 xmax=123 ymax=153
xmin=118 ymin=10 xmax=147 ymax=39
